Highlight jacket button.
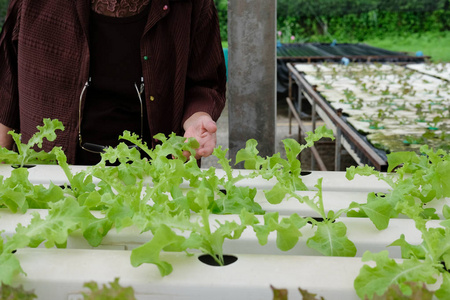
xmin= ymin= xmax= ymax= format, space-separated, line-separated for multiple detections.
xmin=150 ymin=96 xmax=155 ymax=101
xmin=144 ymin=56 xmax=148 ymax=61
xmin=163 ymin=5 xmax=168 ymax=10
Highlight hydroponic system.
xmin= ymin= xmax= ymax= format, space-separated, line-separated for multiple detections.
xmin=0 ymin=119 xmax=449 ymax=299
xmin=295 ymin=62 xmax=450 ymax=155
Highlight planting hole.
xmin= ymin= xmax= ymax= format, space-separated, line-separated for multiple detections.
xmin=442 ymin=261 xmax=449 ymax=273
xmin=198 ymin=254 xmax=238 ymax=267
xmin=11 ymin=164 xmax=36 ymax=169
xmin=307 ymin=217 xmax=335 ymax=225
xmin=374 ymin=193 xmax=386 ymax=198
xmin=219 ymin=189 xmax=227 ymax=195
xmin=300 ymin=171 xmax=312 ymax=176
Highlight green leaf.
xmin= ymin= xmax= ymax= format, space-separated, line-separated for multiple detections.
xmin=435 ymin=161 xmax=450 ymax=199
xmin=360 ymin=192 xmax=393 ymax=230
xmin=235 ymin=139 xmax=265 ymax=169
xmin=252 ymin=213 xmax=307 ymax=251
xmin=9 ymin=119 xmax=64 ymax=167
xmin=443 ymin=205 xmax=450 ymax=220
xmin=306 ymin=221 xmax=356 ymax=257
xmin=213 ymin=146 xmax=233 ymax=180
xmin=0 ymin=168 xmax=32 ymax=213
xmin=28 ymin=183 xmax=64 ymax=209
xmin=0 ymin=253 xmax=25 ymax=285
xmin=435 ymin=272 xmax=450 ymax=300
xmin=275 ymin=214 xmax=307 ymax=251
xmin=213 ymin=185 xmax=263 ymax=214
xmin=0 ymin=147 xmax=19 ymax=164
xmin=264 ymin=182 xmax=289 ymax=205
xmin=345 ymin=165 xmax=395 ymax=188
xmin=27 ymin=119 xmax=65 ymax=148
xmin=130 ymin=224 xmax=186 ymax=276
xmin=389 ymin=234 xmax=430 ymax=260
xmin=253 ymin=212 xmax=280 ymax=246
xmin=16 ymin=198 xmax=97 ymax=248
xmin=152 ymin=133 xmax=199 ymax=162
xmin=82 ymin=218 xmax=113 ymax=248
xmin=282 ymin=139 xmax=302 ymax=177
xmin=303 ymin=126 xmax=335 ymax=149
xmin=387 ymin=151 xmax=419 ymax=173
xmin=106 ymin=196 xmax=135 ymax=232
xmin=354 ymin=251 xmax=439 ymax=299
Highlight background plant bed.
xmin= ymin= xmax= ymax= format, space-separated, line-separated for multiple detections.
xmin=295 ymin=63 xmax=450 ymax=154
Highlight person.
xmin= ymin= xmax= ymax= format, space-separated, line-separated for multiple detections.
xmin=0 ymin=0 xmax=226 ymax=165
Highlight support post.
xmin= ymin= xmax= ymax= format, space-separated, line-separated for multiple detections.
xmin=227 ymin=0 xmax=277 ymax=167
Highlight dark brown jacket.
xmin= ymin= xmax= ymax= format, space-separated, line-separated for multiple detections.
xmin=0 ymin=0 xmax=226 ymax=163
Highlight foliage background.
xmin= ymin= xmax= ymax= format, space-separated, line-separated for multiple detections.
xmin=214 ymin=0 xmax=449 ymax=43
xmin=0 ymin=0 xmax=7 ymax=25
xmin=278 ymin=0 xmax=450 ymax=43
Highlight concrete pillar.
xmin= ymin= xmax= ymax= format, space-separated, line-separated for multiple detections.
xmin=227 ymin=0 xmax=277 ymax=167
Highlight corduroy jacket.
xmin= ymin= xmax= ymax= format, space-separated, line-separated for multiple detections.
xmin=0 ymin=0 xmax=226 ymax=163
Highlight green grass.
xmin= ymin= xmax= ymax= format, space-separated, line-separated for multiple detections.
xmin=363 ymin=31 xmax=450 ymax=62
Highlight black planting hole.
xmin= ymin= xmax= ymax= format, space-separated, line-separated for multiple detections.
xmin=11 ymin=164 xmax=36 ymax=169
xmin=300 ymin=171 xmax=312 ymax=176
xmin=11 ymin=249 xmax=17 ymax=254
xmin=442 ymin=261 xmax=449 ymax=273
xmin=59 ymin=185 xmax=72 ymax=190
xmin=307 ymin=217 xmax=335 ymax=225
xmin=219 ymin=189 xmax=227 ymax=195
xmin=374 ymin=193 xmax=386 ymax=198
xmin=198 ymin=254 xmax=238 ymax=267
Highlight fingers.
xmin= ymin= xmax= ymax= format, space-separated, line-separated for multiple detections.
xmin=204 ymin=120 xmax=217 ymax=135
xmin=196 ymin=139 xmax=215 ymax=158
xmin=182 ymin=115 xmax=218 ymax=160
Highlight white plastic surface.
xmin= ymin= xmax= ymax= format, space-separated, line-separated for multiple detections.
xmin=0 ymin=209 xmax=433 ymax=259
xmin=3 ymin=165 xmax=392 ymax=192
xmin=14 ymin=248 xmax=366 ymax=300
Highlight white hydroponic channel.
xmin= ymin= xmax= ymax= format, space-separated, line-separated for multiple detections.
xmin=406 ymin=62 xmax=450 ymax=82
xmin=295 ymin=63 xmax=450 ymax=153
xmin=1 ymin=165 xmax=447 ymax=299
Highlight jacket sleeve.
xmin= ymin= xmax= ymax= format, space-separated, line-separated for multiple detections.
xmin=182 ymin=0 xmax=226 ymax=125
xmin=0 ymin=0 xmax=22 ymax=130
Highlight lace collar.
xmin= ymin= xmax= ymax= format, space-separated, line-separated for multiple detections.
xmin=91 ymin=0 xmax=151 ymax=17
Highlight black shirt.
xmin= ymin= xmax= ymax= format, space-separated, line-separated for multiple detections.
xmin=76 ymin=6 xmax=151 ymax=165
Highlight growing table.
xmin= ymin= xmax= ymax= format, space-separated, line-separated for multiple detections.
xmin=286 ymin=62 xmax=450 ymax=171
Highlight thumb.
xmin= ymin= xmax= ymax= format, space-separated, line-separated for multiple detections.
xmin=204 ymin=120 xmax=217 ymax=134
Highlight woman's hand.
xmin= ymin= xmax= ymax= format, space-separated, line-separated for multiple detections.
xmin=183 ymin=112 xmax=217 ymax=160
xmin=0 ymin=123 xmax=13 ymax=150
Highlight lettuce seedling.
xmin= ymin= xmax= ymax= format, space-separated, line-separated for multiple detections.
xmin=0 ymin=118 xmax=64 ymax=167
